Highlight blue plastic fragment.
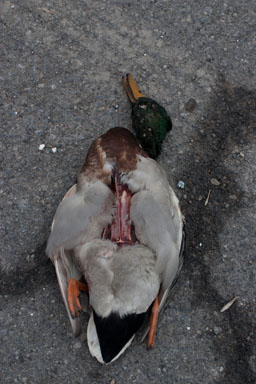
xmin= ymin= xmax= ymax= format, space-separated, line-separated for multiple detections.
xmin=177 ymin=180 xmax=185 ymax=189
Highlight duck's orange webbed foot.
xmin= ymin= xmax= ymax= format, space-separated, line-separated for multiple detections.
xmin=147 ymin=295 xmax=159 ymax=348
xmin=67 ymin=278 xmax=88 ymax=318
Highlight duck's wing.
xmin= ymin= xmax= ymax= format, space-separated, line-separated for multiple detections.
xmin=128 ymin=156 xmax=184 ymax=311
xmin=131 ymin=190 xmax=184 ymax=297
xmin=54 ymin=248 xmax=83 ymax=336
xmin=46 ymin=181 xmax=114 ymax=335
xmin=130 ymin=186 xmax=184 ymax=342
xmin=46 ymin=180 xmax=114 ymax=257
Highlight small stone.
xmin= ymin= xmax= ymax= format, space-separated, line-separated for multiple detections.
xmin=219 ymin=366 xmax=224 ymax=373
xmin=51 ymin=147 xmax=57 ymax=153
xmin=39 ymin=144 xmax=45 ymax=151
xmin=73 ymin=341 xmax=82 ymax=349
xmin=211 ymin=368 xmax=219 ymax=377
xmin=229 ymin=195 xmax=237 ymax=200
xmin=23 ymin=134 xmax=29 ymax=142
xmin=213 ymin=326 xmax=222 ymax=335
xmin=184 ymin=98 xmax=197 ymax=112
xmin=211 ymin=178 xmax=220 ymax=186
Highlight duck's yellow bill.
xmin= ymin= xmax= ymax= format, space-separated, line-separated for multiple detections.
xmin=122 ymin=73 xmax=145 ymax=103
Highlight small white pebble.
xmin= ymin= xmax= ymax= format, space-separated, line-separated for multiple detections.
xmin=39 ymin=144 xmax=45 ymax=151
xmin=211 ymin=178 xmax=221 ymax=186
xmin=51 ymin=147 xmax=57 ymax=153
xmin=187 ymin=326 xmax=191 ymax=330
xmin=199 ymin=243 xmax=203 ymax=247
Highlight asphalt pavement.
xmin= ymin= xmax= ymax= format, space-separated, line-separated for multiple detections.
xmin=0 ymin=0 xmax=255 ymax=383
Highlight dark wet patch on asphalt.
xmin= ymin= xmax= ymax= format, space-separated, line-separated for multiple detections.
xmin=181 ymin=75 xmax=256 ymax=384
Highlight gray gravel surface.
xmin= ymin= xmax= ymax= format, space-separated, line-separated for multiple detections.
xmin=1 ymin=0 xmax=255 ymax=383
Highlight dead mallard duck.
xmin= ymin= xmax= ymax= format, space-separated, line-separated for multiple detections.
xmin=46 ymin=75 xmax=184 ymax=364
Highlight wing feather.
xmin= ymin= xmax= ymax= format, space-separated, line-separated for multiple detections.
xmin=47 ymin=180 xmax=114 ymax=335
xmin=54 ymin=253 xmax=82 ymax=336
xmin=46 ymin=180 xmax=114 ymax=258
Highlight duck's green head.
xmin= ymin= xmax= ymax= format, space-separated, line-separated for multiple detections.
xmin=122 ymin=74 xmax=172 ymax=159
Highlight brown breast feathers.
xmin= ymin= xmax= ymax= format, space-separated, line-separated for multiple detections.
xmin=80 ymin=127 xmax=147 ymax=183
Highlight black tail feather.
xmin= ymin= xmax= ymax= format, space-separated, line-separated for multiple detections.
xmin=93 ymin=310 xmax=146 ymax=363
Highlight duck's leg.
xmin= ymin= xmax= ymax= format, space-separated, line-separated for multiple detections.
xmin=67 ymin=278 xmax=88 ymax=318
xmin=122 ymin=73 xmax=145 ymax=103
xmin=147 ymin=295 xmax=159 ymax=348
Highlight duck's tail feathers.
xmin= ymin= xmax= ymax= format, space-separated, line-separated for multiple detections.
xmin=88 ymin=310 xmax=146 ymax=364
